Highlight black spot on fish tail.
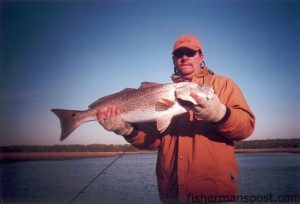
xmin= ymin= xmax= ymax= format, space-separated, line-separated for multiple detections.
xmin=51 ymin=109 xmax=83 ymax=141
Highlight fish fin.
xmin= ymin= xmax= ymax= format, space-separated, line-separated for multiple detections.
xmin=88 ymin=88 xmax=136 ymax=108
xmin=139 ymin=82 xmax=161 ymax=89
xmin=156 ymin=115 xmax=172 ymax=133
xmin=155 ymin=98 xmax=175 ymax=111
xmin=51 ymin=109 xmax=84 ymax=141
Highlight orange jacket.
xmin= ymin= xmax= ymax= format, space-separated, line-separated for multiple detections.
xmin=124 ymin=68 xmax=255 ymax=203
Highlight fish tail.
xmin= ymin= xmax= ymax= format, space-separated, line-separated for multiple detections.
xmin=51 ymin=109 xmax=84 ymax=141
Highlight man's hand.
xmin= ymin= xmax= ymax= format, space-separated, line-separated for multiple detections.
xmin=190 ymin=93 xmax=226 ymax=122
xmin=97 ymin=105 xmax=134 ymax=136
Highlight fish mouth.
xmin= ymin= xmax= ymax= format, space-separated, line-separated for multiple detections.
xmin=176 ymin=98 xmax=194 ymax=110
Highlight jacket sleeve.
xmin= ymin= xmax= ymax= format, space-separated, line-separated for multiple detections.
xmin=211 ymin=77 xmax=256 ymax=141
xmin=123 ymin=122 xmax=161 ymax=150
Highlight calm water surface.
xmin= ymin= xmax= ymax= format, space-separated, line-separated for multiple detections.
xmin=1 ymin=153 xmax=300 ymax=203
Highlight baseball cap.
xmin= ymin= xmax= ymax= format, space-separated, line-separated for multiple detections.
xmin=172 ymin=35 xmax=202 ymax=54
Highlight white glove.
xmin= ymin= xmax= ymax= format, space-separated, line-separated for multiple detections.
xmin=190 ymin=93 xmax=226 ymax=122
xmin=97 ymin=105 xmax=134 ymax=136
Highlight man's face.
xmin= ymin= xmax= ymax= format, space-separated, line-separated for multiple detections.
xmin=173 ymin=48 xmax=204 ymax=79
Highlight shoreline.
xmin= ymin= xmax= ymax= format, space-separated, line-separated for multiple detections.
xmin=0 ymin=151 xmax=155 ymax=162
xmin=1 ymin=148 xmax=299 ymax=162
xmin=234 ymin=148 xmax=300 ymax=154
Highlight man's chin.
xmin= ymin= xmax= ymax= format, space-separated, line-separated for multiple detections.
xmin=179 ymin=67 xmax=194 ymax=75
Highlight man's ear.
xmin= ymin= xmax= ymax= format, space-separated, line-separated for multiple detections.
xmin=200 ymin=53 xmax=204 ymax=60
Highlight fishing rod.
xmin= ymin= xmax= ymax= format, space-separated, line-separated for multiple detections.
xmin=69 ymin=146 xmax=132 ymax=203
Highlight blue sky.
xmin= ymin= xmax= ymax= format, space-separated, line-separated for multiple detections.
xmin=1 ymin=0 xmax=299 ymax=145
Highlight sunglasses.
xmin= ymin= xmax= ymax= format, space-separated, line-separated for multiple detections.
xmin=173 ymin=49 xmax=198 ymax=58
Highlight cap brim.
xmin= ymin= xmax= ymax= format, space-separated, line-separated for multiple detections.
xmin=172 ymin=45 xmax=199 ymax=54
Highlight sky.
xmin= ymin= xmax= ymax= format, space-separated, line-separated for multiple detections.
xmin=1 ymin=0 xmax=299 ymax=146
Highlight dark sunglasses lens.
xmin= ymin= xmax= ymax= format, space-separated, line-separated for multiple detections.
xmin=173 ymin=50 xmax=183 ymax=58
xmin=186 ymin=50 xmax=196 ymax=57
xmin=174 ymin=49 xmax=196 ymax=58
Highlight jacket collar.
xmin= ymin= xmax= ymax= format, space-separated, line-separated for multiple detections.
xmin=193 ymin=67 xmax=210 ymax=78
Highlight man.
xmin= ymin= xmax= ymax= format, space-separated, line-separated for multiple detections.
xmin=97 ymin=35 xmax=255 ymax=203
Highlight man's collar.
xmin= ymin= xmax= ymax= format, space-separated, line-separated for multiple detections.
xmin=193 ymin=67 xmax=210 ymax=78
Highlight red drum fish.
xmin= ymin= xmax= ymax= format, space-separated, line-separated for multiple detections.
xmin=52 ymin=82 xmax=214 ymax=141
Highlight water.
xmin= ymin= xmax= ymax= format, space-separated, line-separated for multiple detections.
xmin=1 ymin=153 xmax=299 ymax=203
xmin=237 ymin=153 xmax=300 ymax=198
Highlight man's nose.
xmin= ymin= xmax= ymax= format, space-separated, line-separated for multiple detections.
xmin=181 ymin=54 xmax=189 ymax=60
